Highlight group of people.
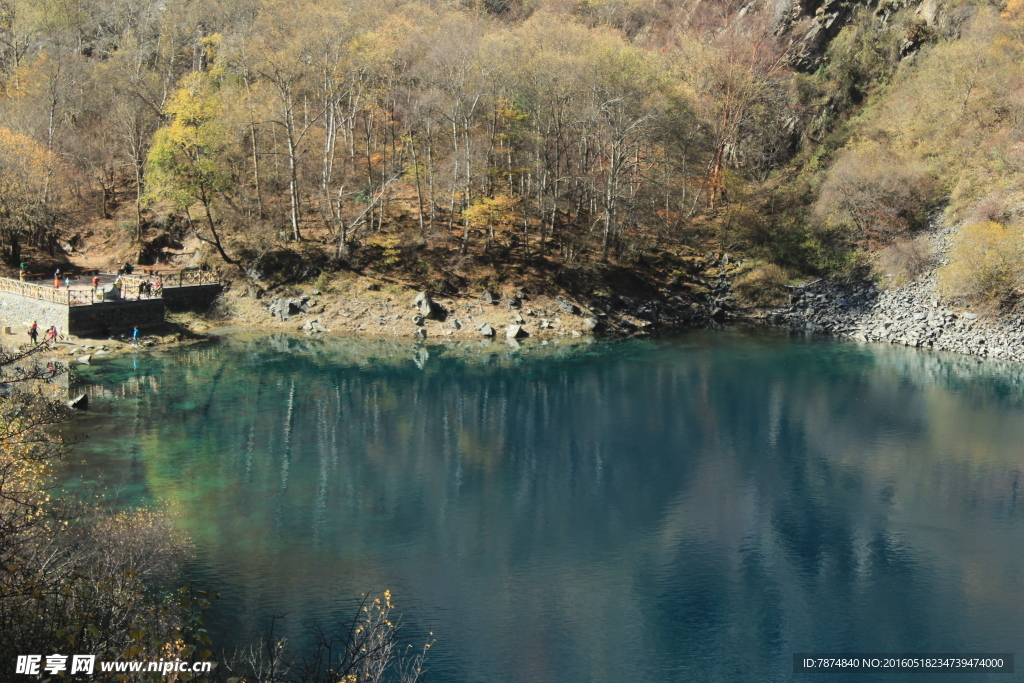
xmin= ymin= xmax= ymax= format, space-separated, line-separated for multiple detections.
xmin=138 ymin=279 xmax=162 ymax=298
xmin=15 ymin=262 xmax=165 ymax=300
xmin=27 ymin=321 xmax=59 ymax=345
xmin=53 ymin=268 xmax=72 ymax=290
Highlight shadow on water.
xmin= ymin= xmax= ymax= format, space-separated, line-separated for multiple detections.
xmin=58 ymin=329 xmax=1024 ymax=682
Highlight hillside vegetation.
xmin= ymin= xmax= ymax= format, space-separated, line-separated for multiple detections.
xmin=0 ymin=0 xmax=1022 ymax=308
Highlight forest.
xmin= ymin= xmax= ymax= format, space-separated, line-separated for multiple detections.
xmin=0 ymin=0 xmax=1023 ymax=301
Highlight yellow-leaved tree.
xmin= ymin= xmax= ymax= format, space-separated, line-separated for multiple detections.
xmin=0 ymin=126 xmax=65 ymax=265
xmin=146 ymin=58 xmax=241 ymax=268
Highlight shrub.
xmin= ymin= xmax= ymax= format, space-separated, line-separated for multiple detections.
xmin=812 ymin=142 xmax=941 ymax=244
xmin=733 ymin=264 xmax=790 ymax=307
xmin=877 ymin=236 xmax=932 ymax=284
xmin=937 ymin=220 xmax=1024 ymax=308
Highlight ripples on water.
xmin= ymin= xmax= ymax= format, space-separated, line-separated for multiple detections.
xmin=60 ymin=329 xmax=1024 ymax=682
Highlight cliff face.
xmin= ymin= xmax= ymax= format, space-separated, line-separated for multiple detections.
xmin=777 ymin=0 xmax=941 ymax=71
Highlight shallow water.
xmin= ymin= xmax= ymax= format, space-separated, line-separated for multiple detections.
xmin=61 ymin=329 xmax=1024 ymax=682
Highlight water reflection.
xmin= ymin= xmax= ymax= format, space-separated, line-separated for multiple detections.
xmin=61 ymin=330 xmax=1024 ymax=682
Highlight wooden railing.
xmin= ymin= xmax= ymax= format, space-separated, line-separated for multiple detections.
xmin=0 ymin=277 xmax=77 ymax=304
xmin=0 ymin=268 xmax=215 ymax=307
xmin=121 ymin=269 xmax=209 ymax=289
xmin=68 ymin=289 xmax=99 ymax=306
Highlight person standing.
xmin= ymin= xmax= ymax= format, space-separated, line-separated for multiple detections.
xmin=91 ymin=275 xmax=99 ymax=296
xmin=132 ymin=326 xmax=139 ymax=344
xmin=46 ymin=326 xmax=57 ymax=343
xmin=54 ymin=276 xmax=60 ymax=289
xmin=28 ymin=321 xmax=38 ymax=344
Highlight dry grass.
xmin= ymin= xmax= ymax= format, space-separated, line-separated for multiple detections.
xmin=733 ymin=264 xmax=790 ymax=307
xmin=938 ymin=220 xmax=1024 ymax=309
xmin=876 ymin=236 xmax=932 ymax=285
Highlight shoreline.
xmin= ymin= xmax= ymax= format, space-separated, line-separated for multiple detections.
xmin=756 ymin=222 xmax=1024 ymax=364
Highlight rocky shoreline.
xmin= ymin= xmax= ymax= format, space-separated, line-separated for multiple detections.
xmin=760 ymin=228 xmax=1024 ymax=363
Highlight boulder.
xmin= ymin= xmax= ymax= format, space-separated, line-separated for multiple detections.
xmin=413 ymin=328 xmax=427 ymax=339
xmin=583 ymin=317 xmax=600 ymax=332
xmin=425 ymin=301 xmax=447 ymax=321
xmin=482 ymin=291 xmax=500 ymax=305
xmin=76 ymin=355 xmax=92 ymax=365
xmin=67 ymin=393 xmax=88 ymax=410
xmin=556 ymin=296 xmax=579 ymax=315
xmin=479 ymin=323 xmax=495 ymax=337
xmin=268 ymin=297 xmax=305 ymax=321
xmin=506 ymin=324 xmax=528 ymax=339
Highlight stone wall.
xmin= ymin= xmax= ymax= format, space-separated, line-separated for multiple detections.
xmin=68 ymin=299 xmax=164 ymax=336
xmin=0 ymin=293 xmax=70 ymax=338
xmin=0 ymin=282 xmax=222 ymax=339
xmin=162 ymin=284 xmax=223 ymax=312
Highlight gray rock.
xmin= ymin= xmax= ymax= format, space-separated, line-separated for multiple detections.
xmin=413 ymin=291 xmax=430 ymax=308
xmin=482 ymin=291 xmax=500 ymax=305
xmin=413 ymin=328 xmax=427 ymax=339
xmin=449 ymin=318 xmax=463 ymax=330
xmin=67 ymin=393 xmax=88 ymax=410
xmin=412 ymin=315 xmax=425 ymax=325
xmin=76 ymin=355 xmax=92 ymax=365
xmin=583 ymin=317 xmax=600 ymax=332
xmin=556 ymin=296 xmax=580 ymax=315
xmin=479 ymin=323 xmax=495 ymax=337
xmin=424 ymin=301 xmax=448 ymax=321
xmin=506 ymin=324 xmax=527 ymax=339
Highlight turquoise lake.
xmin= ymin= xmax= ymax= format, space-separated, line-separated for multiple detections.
xmin=61 ymin=328 xmax=1024 ymax=682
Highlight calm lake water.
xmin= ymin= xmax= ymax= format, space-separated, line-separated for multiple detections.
xmin=60 ymin=329 xmax=1024 ymax=682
